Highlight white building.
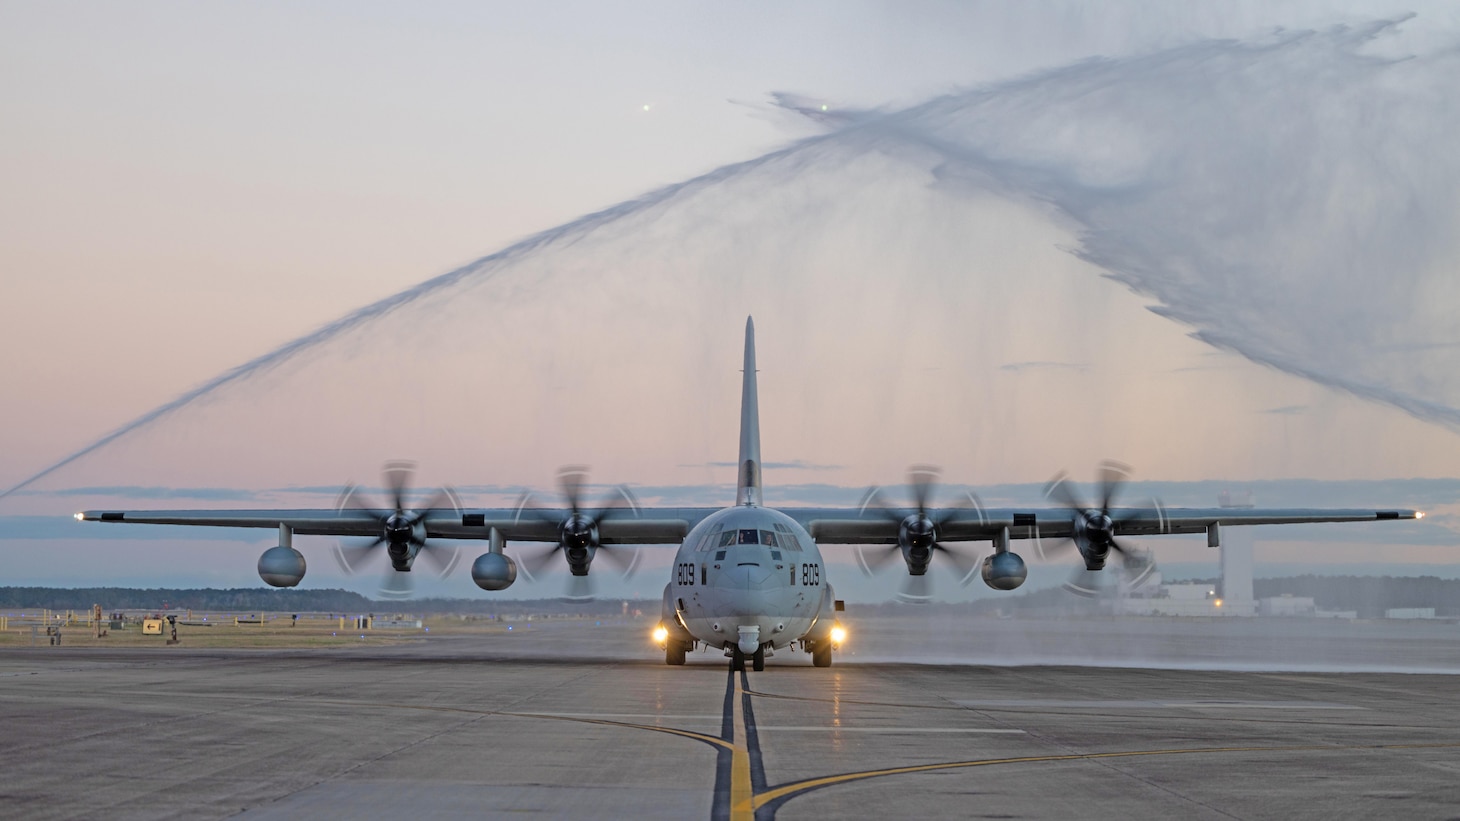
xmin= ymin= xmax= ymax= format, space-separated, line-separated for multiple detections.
xmin=1385 ymin=608 xmax=1437 ymax=619
xmin=1259 ymin=595 xmax=1316 ymax=617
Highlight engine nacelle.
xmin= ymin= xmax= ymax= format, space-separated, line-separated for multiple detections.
xmin=472 ymin=552 xmax=517 ymax=591
xmin=258 ymin=546 xmax=306 ymax=588
xmin=981 ymin=551 xmax=1027 ymax=591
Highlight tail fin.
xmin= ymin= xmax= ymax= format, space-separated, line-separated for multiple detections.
xmin=737 ymin=316 xmax=762 ymax=506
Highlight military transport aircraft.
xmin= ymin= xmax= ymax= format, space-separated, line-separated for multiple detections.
xmin=79 ymin=318 xmax=1421 ymax=671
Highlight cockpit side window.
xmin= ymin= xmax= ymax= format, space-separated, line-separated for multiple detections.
xmin=738 ymin=528 xmax=759 ymax=545
xmin=718 ymin=531 xmax=738 ymax=548
xmin=698 ymin=523 xmax=723 ymax=551
xmin=785 ymin=535 xmax=802 ymax=551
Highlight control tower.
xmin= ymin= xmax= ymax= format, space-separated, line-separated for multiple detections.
xmin=1218 ymin=490 xmax=1257 ymax=616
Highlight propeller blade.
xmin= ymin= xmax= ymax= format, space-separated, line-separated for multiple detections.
xmin=858 ymin=486 xmax=905 ymax=524
xmin=417 ymin=542 xmax=461 ymax=577
xmin=513 ymin=549 xmax=537 ymax=583
xmin=379 ymin=568 xmax=414 ymax=600
xmin=512 ymin=491 xmax=559 ymax=526
xmin=935 ymin=490 xmax=988 ymax=528
xmin=1044 ymin=471 xmax=1086 ymax=513
xmin=1063 ymin=568 xmax=1106 ymax=598
xmin=1120 ymin=546 xmax=1157 ymax=588
xmin=908 ymin=465 xmax=940 ymax=514
xmin=933 ymin=543 xmax=978 ymax=585
xmin=335 ymin=537 xmax=385 ymax=573
xmin=411 ymin=486 xmax=461 ymax=522
xmin=1125 ymin=559 xmax=1156 ymax=589
xmin=557 ymin=466 xmax=590 ymax=514
xmin=855 ymin=544 xmax=902 ymax=576
xmin=564 ymin=574 xmax=595 ymax=602
xmin=383 ymin=460 xmax=416 ymax=514
xmin=897 ymin=573 xmax=933 ymax=604
xmin=588 ymin=484 xmax=640 ymax=523
xmin=595 ymin=545 xmax=635 ymax=575
xmin=1037 ymin=536 xmax=1075 ymax=562
xmin=1097 ymin=460 xmax=1131 ymax=513
xmin=521 ymin=544 xmax=563 ymax=577
xmin=335 ymin=483 xmax=388 ymax=523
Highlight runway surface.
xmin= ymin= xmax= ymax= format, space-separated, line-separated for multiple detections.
xmin=3 ymin=617 xmax=1460 ymax=819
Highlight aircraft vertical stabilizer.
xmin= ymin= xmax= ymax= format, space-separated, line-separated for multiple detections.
xmin=737 ymin=316 xmax=762 ymax=506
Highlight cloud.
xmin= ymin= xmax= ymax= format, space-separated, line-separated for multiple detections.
xmin=11 ymin=17 xmax=1460 ymax=498
xmin=999 ymin=361 xmax=1089 ymax=373
xmin=17 ymin=486 xmax=266 ymax=501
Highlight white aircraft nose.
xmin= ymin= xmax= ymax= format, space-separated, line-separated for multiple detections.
xmin=723 ymin=562 xmax=772 ymax=589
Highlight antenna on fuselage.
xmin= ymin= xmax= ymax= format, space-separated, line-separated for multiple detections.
xmin=737 ymin=316 xmax=762 ymax=506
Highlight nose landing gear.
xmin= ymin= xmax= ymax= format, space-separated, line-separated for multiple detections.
xmin=729 ymin=644 xmax=767 ymax=672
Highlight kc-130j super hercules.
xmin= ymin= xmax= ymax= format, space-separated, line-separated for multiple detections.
xmin=80 ymin=318 xmax=1421 ymax=670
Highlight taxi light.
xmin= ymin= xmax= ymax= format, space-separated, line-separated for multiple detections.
xmin=73 ymin=512 xmax=84 ymax=521
xmin=652 ymin=625 xmax=668 ymax=644
xmin=830 ymin=624 xmax=847 ymax=645
xmin=1417 ymin=511 xmax=1426 ymax=519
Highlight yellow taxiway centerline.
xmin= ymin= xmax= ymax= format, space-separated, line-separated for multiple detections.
xmin=750 ymin=741 xmax=1460 ymax=810
xmin=729 ymin=675 xmax=754 ymax=821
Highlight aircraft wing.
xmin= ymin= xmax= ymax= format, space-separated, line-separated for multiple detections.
xmin=77 ymin=507 xmax=716 ymax=544
xmin=77 ymin=504 xmax=1419 ymax=547
xmin=790 ymin=506 xmax=1422 ymax=545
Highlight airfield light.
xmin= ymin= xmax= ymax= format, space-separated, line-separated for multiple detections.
xmin=652 ymin=625 xmax=669 ymax=644
xmin=830 ymin=624 xmax=847 ymax=645
xmin=1215 ymin=599 xmax=1223 ymax=608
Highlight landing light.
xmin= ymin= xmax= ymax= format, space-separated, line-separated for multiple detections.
xmin=652 ymin=625 xmax=668 ymax=644
xmin=1417 ymin=511 xmax=1426 ymax=519
xmin=73 ymin=512 xmax=84 ymax=521
xmin=830 ymin=624 xmax=847 ymax=645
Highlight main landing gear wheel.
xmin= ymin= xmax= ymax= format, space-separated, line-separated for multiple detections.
xmin=730 ymin=646 xmax=746 ymax=672
xmin=666 ymin=640 xmax=686 ymax=666
xmin=812 ymin=642 xmax=832 ymax=668
xmin=752 ymin=645 xmax=765 ymax=672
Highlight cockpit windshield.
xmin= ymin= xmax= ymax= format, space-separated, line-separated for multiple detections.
xmin=708 ymin=522 xmax=804 ymax=550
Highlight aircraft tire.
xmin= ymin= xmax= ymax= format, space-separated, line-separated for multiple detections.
xmin=666 ymin=641 xmax=686 ymax=666
xmin=730 ymin=646 xmax=746 ymax=672
xmin=752 ymin=646 xmax=765 ymax=672
xmin=812 ymin=643 xmax=832 ymax=668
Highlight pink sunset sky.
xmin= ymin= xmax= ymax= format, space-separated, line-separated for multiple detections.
xmin=4 ymin=2 xmax=1460 ymax=595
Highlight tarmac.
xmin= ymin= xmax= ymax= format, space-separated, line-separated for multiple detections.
xmin=3 ymin=615 xmax=1460 ymax=819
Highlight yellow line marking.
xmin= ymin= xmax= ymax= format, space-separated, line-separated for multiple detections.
xmin=750 ymin=742 xmax=1460 ymax=810
xmin=308 ymin=698 xmax=736 ymax=751
xmin=198 ymin=694 xmax=1460 ymax=816
xmin=729 ymin=675 xmax=754 ymax=821
xmin=511 ymin=712 xmax=738 ymax=750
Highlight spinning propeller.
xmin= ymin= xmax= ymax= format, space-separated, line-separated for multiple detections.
xmin=857 ymin=466 xmax=984 ymax=603
xmin=332 ymin=461 xmax=461 ymax=599
xmin=518 ymin=466 xmax=642 ymax=601
xmin=1041 ymin=460 xmax=1157 ymax=597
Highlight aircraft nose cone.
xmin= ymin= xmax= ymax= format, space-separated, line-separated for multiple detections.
xmin=737 ymin=625 xmax=761 ymax=655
